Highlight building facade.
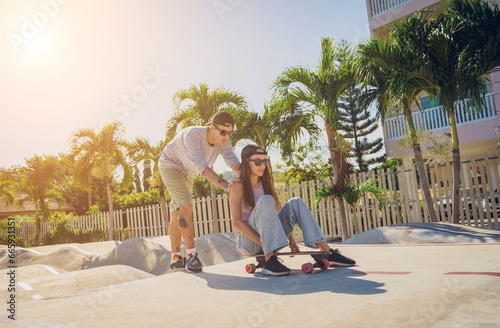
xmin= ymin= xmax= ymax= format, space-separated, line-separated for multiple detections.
xmin=365 ymin=0 xmax=500 ymax=165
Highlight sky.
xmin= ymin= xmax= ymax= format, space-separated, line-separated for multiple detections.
xmin=0 ymin=0 xmax=374 ymax=172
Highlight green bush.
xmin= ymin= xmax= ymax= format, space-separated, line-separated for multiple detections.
xmin=87 ymin=205 xmax=101 ymax=214
xmin=192 ymin=174 xmax=226 ymax=198
xmin=112 ymin=188 xmax=161 ymax=210
xmin=274 ymin=144 xmax=333 ymax=185
xmin=376 ymin=158 xmax=399 ymax=170
xmin=40 ymin=213 xmax=107 ymax=246
xmin=0 ymin=219 xmax=18 ymax=246
xmin=0 ymin=216 xmax=32 ymax=247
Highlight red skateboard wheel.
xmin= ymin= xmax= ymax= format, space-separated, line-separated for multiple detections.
xmin=320 ymin=259 xmax=330 ymax=270
xmin=301 ymin=262 xmax=314 ymax=274
xmin=246 ymin=263 xmax=256 ymax=273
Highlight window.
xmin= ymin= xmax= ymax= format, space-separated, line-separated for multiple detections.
xmin=421 ymin=96 xmax=439 ymax=110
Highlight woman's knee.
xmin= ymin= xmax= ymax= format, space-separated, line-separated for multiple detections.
xmin=252 ymin=195 xmax=280 ymax=227
xmin=258 ymin=195 xmax=276 ymax=207
xmin=289 ymin=197 xmax=306 ymax=207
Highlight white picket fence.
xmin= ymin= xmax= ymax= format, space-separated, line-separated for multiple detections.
xmin=16 ymin=153 xmax=500 ymax=242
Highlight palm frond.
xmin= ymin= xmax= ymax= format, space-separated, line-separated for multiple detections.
xmin=315 ymin=178 xmax=387 ymax=209
xmin=169 ymin=83 xmax=247 ymax=137
xmin=314 ymin=183 xmax=339 ymax=206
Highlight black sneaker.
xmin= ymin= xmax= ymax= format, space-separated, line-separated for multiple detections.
xmin=170 ymin=256 xmax=186 ymax=272
xmin=314 ymin=248 xmax=356 ymax=267
xmin=186 ymin=252 xmax=203 ymax=273
xmin=261 ymin=255 xmax=291 ymax=276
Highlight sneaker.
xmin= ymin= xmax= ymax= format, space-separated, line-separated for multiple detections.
xmin=186 ymin=252 xmax=203 ymax=273
xmin=261 ymin=255 xmax=291 ymax=276
xmin=313 ymin=248 xmax=356 ymax=267
xmin=170 ymin=256 xmax=186 ymax=272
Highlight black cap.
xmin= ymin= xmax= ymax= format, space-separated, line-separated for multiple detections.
xmin=212 ymin=111 xmax=235 ymax=128
xmin=241 ymin=144 xmax=267 ymax=162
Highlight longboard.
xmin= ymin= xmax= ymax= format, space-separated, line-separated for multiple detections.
xmin=245 ymin=251 xmax=332 ymax=274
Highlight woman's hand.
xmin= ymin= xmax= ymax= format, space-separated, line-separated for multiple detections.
xmin=289 ymin=236 xmax=300 ymax=253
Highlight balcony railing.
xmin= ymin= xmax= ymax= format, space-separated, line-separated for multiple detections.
xmin=385 ymin=93 xmax=497 ymax=140
xmin=370 ymin=0 xmax=413 ymax=16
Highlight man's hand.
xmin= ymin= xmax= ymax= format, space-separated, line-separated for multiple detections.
xmin=228 ymin=178 xmax=242 ymax=194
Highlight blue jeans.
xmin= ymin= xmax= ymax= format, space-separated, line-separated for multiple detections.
xmin=236 ymin=196 xmax=326 ymax=255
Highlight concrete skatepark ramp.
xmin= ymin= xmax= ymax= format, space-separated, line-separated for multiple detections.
xmin=1 ymin=224 xmax=499 ymax=327
xmin=343 ymin=223 xmax=500 ymax=244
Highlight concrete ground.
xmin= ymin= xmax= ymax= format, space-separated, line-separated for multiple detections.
xmin=1 ymin=223 xmax=499 ymax=328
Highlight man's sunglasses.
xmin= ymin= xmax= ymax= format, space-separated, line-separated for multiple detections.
xmin=214 ymin=125 xmax=235 ymax=137
xmin=249 ymin=159 xmax=270 ymax=166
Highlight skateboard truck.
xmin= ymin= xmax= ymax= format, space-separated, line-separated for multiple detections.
xmin=245 ymin=252 xmax=331 ymax=274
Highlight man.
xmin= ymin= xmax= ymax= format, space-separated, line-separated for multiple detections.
xmin=159 ymin=111 xmax=240 ymax=273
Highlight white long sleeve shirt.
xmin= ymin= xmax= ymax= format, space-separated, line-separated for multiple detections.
xmin=158 ymin=126 xmax=239 ymax=176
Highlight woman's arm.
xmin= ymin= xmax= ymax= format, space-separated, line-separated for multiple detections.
xmin=229 ymin=182 xmax=262 ymax=245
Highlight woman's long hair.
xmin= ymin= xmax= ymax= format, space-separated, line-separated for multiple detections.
xmin=240 ymin=146 xmax=279 ymax=209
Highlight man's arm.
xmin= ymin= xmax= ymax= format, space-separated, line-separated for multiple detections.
xmin=220 ymin=140 xmax=240 ymax=175
xmin=201 ymin=167 xmax=229 ymax=191
xmin=231 ymin=163 xmax=241 ymax=177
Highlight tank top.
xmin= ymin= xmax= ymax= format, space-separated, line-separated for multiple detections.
xmin=241 ymin=183 xmax=265 ymax=222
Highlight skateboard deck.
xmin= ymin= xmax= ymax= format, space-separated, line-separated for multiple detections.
xmin=245 ymin=251 xmax=332 ymax=274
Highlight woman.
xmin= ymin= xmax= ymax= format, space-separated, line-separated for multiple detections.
xmin=229 ymin=144 xmax=355 ymax=276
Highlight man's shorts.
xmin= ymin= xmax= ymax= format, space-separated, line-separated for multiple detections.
xmin=159 ymin=167 xmax=194 ymax=213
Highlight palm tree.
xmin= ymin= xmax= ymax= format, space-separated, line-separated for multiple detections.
xmin=426 ymin=0 xmax=500 ymax=223
xmin=167 ymin=83 xmax=247 ymax=232
xmin=272 ymin=102 xmax=323 ymax=161
xmin=128 ymin=136 xmax=171 ymax=233
xmin=316 ymin=178 xmax=387 ymax=234
xmin=70 ymin=122 xmax=132 ymax=240
xmin=231 ymin=107 xmax=276 ymax=151
xmin=0 ymin=181 xmax=14 ymax=207
xmin=231 ymin=103 xmax=321 ymax=168
xmin=0 ymin=168 xmax=19 ymax=207
xmin=357 ymin=11 xmax=439 ymax=222
xmin=272 ymin=38 xmax=357 ymax=240
xmin=166 ymin=83 xmax=247 ymax=137
xmin=16 ymin=155 xmax=65 ymax=246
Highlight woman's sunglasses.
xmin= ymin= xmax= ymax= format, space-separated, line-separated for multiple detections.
xmin=249 ymin=159 xmax=270 ymax=166
xmin=214 ymin=125 xmax=235 ymax=137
